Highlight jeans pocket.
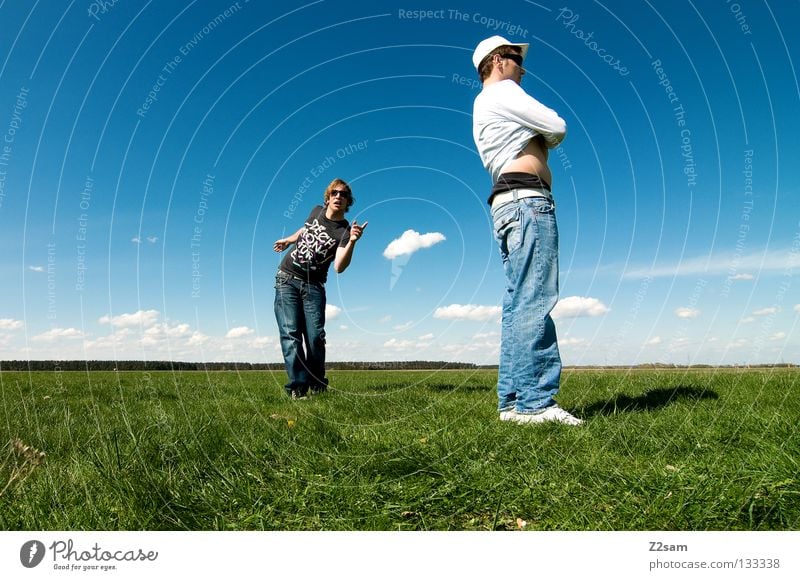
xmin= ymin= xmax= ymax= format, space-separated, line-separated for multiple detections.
xmin=493 ymin=205 xmax=522 ymax=256
xmin=528 ymin=197 xmax=555 ymax=214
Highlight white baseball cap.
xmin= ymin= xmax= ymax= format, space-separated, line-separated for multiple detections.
xmin=472 ymin=35 xmax=529 ymax=71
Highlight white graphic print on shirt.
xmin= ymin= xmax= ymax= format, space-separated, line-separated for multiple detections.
xmin=291 ymin=217 xmax=337 ymax=270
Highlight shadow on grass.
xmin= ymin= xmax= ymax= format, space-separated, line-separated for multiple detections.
xmin=427 ymin=383 xmax=492 ymax=393
xmin=580 ymin=385 xmax=719 ymax=417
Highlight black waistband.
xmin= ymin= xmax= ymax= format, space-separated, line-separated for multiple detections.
xmin=489 ymin=172 xmax=551 ymax=203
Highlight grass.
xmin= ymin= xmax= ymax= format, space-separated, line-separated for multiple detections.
xmin=0 ymin=367 xmax=798 ymax=530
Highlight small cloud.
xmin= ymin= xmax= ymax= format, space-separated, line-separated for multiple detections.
xmin=393 ymin=321 xmax=414 ymax=332
xmin=99 ymin=309 xmax=160 ymax=328
xmin=795 ymin=304 xmax=800 ymax=315
xmin=418 ymin=333 xmax=434 ymax=341
xmin=250 ymin=336 xmax=273 ymax=348
xmin=146 ymin=236 xmax=158 ymax=243
xmin=378 ymin=315 xmax=392 ymax=324
xmin=226 ymin=326 xmax=254 ymax=339
xmin=729 ymin=273 xmax=754 ymax=281
xmin=145 ymin=322 xmax=191 ymax=338
xmin=552 ymin=296 xmax=609 ymax=319
xmin=131 ymin=237 xmax=142 ymax=244
xmin=32 ymin=327 xmax=84 ymax=342
xmin=752 ymin=307 xmax=778 ymax=317
xmin=326 ymin=304 xmax=342 ymax=320
xmin=383 ymin=230 xmax=445 ymax=259
xmin=473 ymin=331 xmax=500 ymax=340
xmin=339 ymin=325 xmax=349 ymax=330
xmin=645 ymin=336 xmax=662 ymax=346
xmin=433 ymin=304 xmax=501 ymax=322
xmin=741 ymin=316 xmax=755 ymax=323
xmin=0 ymin=318 xmax=24 ymax=330
xmin=383 ymin=338 xmax=422 ymax=351
xmin=560 ymin=336 xmax=587 ymax=346
xmin=187 ymin=331 xmax=209 ymax=346
xmin=675 ymin=307 xmax=700 ymax=319
xmin=28 ymin=265 xmax=44 ymax=272
xmin=770 ymin=332 xmax=786 ymax=341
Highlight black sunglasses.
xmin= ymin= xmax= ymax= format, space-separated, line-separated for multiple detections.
xmin=330 ymin=189 xmax=350 ymax=198
xmin=500 ymin=53 xmax=524 ymax=67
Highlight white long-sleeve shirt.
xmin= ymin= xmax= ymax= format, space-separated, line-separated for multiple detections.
xmin=472 ymin=79 xmax=567 ymax=184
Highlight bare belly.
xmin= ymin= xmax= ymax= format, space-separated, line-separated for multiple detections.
xmin=500 ymin=136 xmax=553 ymax=186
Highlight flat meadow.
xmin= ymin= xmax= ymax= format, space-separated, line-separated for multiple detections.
xmin=1 ymin=367 xmax=798 ymax=530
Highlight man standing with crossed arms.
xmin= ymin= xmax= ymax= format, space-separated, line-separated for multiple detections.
xmin=472 ymin=35 xmax=582 ymax=425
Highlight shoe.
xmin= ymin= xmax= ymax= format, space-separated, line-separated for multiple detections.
xmin=513 ymin=405 xmax=583 ymax=426
xmin=310 ymin=386 xmax=327 ymax=395
xmin=499 ymin=408 xmax=517 ymax=421
xmin=290 ymin=389 xmax=308 ymax=400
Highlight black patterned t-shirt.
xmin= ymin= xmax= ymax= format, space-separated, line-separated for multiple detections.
xmin=279 ymin=206 xmax=350 ymax=284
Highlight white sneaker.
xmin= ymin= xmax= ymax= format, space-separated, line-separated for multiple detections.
xmin=514 ymin=405 xmax=583 ymax=426
xmin=499 ymin=408 xmax=517 ymax=421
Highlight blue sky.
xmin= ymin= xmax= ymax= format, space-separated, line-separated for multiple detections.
xmin=0 ymin=0 xmax=798 ymax=365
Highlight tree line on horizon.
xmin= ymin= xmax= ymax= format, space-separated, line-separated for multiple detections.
xmin=0 ymin=360 xmax=795 ymax=372
xmin=0 ymin=360 xmax=486 ymax=372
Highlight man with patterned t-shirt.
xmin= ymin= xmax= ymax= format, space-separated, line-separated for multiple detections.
xmin=273 ymin=178 xmax=368 ymax=399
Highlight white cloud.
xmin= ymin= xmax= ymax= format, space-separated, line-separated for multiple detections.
xmin=418 ymin=333 xmax=435 ymax=341
xmin=226 ymin=326 xmax=254 ymax=339
xmin=28 ymin=265 xmax=44 ymax=273
xmin=383 ymin=230 xmax=445 ymax=259
xmin=729 ymin=273 xmax=754 ymax=281
xmin=675 ymin=307 xmax=700 ymax=319
xmin=32 ymin=327 xmax=84 ymax=342
xmin=99 ymin=309 xmax=160 ymax=328
xmin=560 ymin=336 xmax=587 ymax=346
xmin=144 ymin=323 xmax=192 ymax=338
xmin=146 ymin=236 xmax=158 ymax=243
xmin=339 ymin=325 xmax=349 ymax=331
xmin=472 ymin=331 xmax=500 ymax=340
xmin=795 ymin=304 xmax=800 ymax=315
xmin=187 ymin=332 xmax=209 ymax=347
xmin=623 ymin=248 xmax=800 ymax=279
xmin=383 ymin=335 xmax=433 ymax=351
xmin=131 ymin=236 xmax=141 ymax=244
xmin=383 ymin=338 xmax=417 ymax=351
xmin=378 ymin=315 xmax=392 ymax=324
xmin=433 ymin=304 xmax=501 ymax=322
xmin=645 ymin=336 xmax=662 ymax=346
xmin=728 ymin=338 xmax=749 ymax=349
xmin=0 ymin=318 xmax=24 ymax=330
xmin=741 ymin=316 xmax=756 ymax=324
xmin=393 ymin=321 xmax=414 ymax=332
xmin=326 ymin=304 xmax=342 ymax=320
xmin=249 ymin=336 xmax=274 ymax=348
xmin=770 ymin=332 xmax=786 ymax=341
xmin=752 ymin=307 xmax=778 ymax=317
xmin=552 ymin=296 xmax=609 ymax=319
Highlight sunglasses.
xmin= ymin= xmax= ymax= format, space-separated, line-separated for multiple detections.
xmin=500 ymin=53 xmax=524 ymax=67
xmin=329 ymin=189 xmax=350 ymax=198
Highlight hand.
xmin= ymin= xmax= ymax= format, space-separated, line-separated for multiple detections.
xmin=350 ymin=220 xmax=368 ymax=243
xmin=273 ymin=239 xmax=290 ymax=252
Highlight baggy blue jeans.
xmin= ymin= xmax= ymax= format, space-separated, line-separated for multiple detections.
xmin=274 ymin=270 xmax=329 ymax=395
xmin=491 ymin=195 xmax=561 ymax=414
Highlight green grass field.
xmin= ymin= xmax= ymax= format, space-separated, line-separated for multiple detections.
xmin=1 ymin=368 xmax=798 ymax=530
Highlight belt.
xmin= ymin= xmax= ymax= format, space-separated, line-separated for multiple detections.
xmin=490 ymin=188 xmax=551 ymax=209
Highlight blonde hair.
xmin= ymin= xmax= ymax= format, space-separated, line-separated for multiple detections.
xmin=323 ymin=178 xmax=354 ymax=212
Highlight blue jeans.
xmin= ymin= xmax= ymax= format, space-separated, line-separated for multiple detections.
xmin=491 ymin=196 xmax=561 ymax=414
xmin=274 ymin=271 xmax=328 ymax=395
